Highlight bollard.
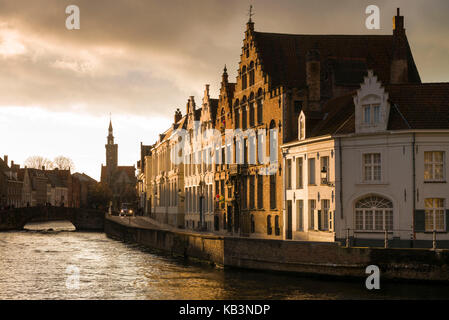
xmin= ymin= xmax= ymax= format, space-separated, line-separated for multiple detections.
xmin=384 ymin=229 xmax=388 ymax=248
xmin=433 ymin=230 xmax=437 ymax=250
xmin=346 ymin=228 xmax=350 ymax=248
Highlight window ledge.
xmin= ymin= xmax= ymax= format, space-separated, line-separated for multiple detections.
xmin=424 ymin=181 xmax=446 ymax=184
xmin=353 ymin=230 xmax=394 ymax=233
xmin=356 ymin=181 xmax=388 ymax=186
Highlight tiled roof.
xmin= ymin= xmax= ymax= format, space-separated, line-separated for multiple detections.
xmin=252 ymin=32 xmax=421 ymax=89
xmin=303 ymin=82 xmax=449 ymax=140
xmin=386 ymin=83 xmax=449 ymax=130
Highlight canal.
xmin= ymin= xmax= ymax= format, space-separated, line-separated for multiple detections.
xmin=0 ymin=221 xmax=448 ymax=300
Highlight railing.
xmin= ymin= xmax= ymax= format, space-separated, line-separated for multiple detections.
xmin=343 ymin=227 xmax=443 ymax=249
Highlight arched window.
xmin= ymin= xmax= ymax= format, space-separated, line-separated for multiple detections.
xmin=242 ymin=66 xmax=247 ymax=90
xmin=267 ymin=215 xmax=272 ymax=235
xmin=256 ymin=88 xmax=263 ymax=124
xmin=251 ymin=214 xmax=255 ymax=233
xmin=241 ymin=96 xmax=247 ymax=130
xmin=249 ymin=92 xmax=255 ymax=127
xmin=355 ymin=195 xmax=393 ymax=231
xmin=249 ymin=61 xmax=255 ymax=86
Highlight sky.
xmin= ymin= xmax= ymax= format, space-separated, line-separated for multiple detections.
xmin=0 ymin=0 xmax=448 ymax=180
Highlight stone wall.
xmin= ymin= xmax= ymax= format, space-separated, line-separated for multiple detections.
xmin=105 ymin=217 xmax=449 ymax=282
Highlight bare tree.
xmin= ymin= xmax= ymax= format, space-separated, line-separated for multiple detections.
xmin=24 ymin=156 xmax=54 ymax=170
xmin=53 ymin=156 xmax=75 ymax=171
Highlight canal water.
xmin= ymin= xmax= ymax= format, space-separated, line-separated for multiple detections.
xmin=0 ymin=221 xmax=448 ymax=300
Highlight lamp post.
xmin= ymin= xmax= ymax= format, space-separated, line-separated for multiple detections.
xmin=320 ymin=166 xmax=327 ymax=185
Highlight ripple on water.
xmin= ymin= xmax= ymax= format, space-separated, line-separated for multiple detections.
xmin=1 ymin=222 xmax=449 ymax=299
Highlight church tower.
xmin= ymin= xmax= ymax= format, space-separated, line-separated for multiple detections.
xmin=105 ymin=119 xmax=118 ymax=171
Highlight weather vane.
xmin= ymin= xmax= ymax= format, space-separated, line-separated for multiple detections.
xmin=248 ymin=5 xmax=254 ymax=22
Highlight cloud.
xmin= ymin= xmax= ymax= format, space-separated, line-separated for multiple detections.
xmin=0 ymin=0 xmax=447 ymax=119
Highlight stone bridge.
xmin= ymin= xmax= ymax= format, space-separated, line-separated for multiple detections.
xmin=0 ymin=207 xmax=105 ymax=231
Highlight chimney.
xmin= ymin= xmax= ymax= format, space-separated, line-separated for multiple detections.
xmin=3 ymin=155 xmax=8 ymax=166
xmin=11 ymin=160 xmax=14 ymax=167
xmin=174 ymin=108 xmax=182 ymax=123
xmin=306 ymin=49 xmax=321 ymax=111
xmin=391 ymin=8 xmax=408 ymax=83
xmin=42 ymin=166 xmax=45 ymax=170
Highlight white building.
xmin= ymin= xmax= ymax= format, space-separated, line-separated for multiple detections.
xmin=282 ymin=70 xmax=449 ymax=248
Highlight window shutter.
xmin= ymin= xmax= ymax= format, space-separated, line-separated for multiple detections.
xmin=446 ymin=210 xmax=449 ymax=232
xmin=414 ymin=210 xmax=425 ymax=232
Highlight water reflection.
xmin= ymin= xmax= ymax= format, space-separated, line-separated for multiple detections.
xmin=0 ymin=221 xmax=448 ymax=300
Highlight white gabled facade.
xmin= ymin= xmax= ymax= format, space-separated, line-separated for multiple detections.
xmin=283 ymin=71 xmax=449 ymax=247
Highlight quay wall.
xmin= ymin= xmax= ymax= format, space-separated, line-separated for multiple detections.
xmin=104 ymin=217 xmax=449 ymax=282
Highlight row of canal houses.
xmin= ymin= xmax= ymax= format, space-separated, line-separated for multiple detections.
xmin=137 ymin=10 xmax=449 ymax=248
xmin=0 ymin=155 xmax=96 ymax=209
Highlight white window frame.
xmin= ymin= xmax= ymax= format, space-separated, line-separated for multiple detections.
xmin=355 ymin=196 xmax=393 ymax=232
xmin=425 ymin=198 xmax=446 ymax=232
xmin=424 ymin=151 xmax=445 ymax=182
xmin=362 ymin=153 xmax=382 ymax=182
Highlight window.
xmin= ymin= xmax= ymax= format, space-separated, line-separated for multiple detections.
xmin=296 ymin=200 xmax=303 ymax=231
xmin=275 ymin=215 xmax=280 ymax=236
xmin=364 ymin=105 xmax=370 ymax=124
xmin=250 ymin=214 xmax=255 ymax=233
xmin=242 ymin=66 xmax=247 ymax=90
xmin=242 ymin=101 xmax=247 ymax=130
xmin=249 ymin=61 xmax=255 ymax=86
xmin=309 ymin=200 xmax=316 ymax=230
xmin=235 ymin=109 xmax=240 ymax=129
xmin=270 ymin=174 xmax=276 ymax=209
xmin=425 ymin=198 xmax=445 ymax=231
xmin=296 ymin=157 xmax=303 ymax=189
xmin=363 ymin=153 xmax=381 ymax=182
xmin=424 ymin=151 xmax=445 ymax=182
xmin=320 ymin=200 xmax=330 ymax=231
xmin=320 ymin=156 xmax=329 ymax=185
xmin=257 ymin=175 xmax=263 ymax=209
xmin=308 ymin=158 xmax=316 ymax=185
xmin=249 ymin=175 xmax=255 ymax=209
xmin=373 ymin=105 xmax=380 ymax=123
xmin=286 ymin=159 xmax=292 ymax=190
xmin=257 ymin=89 xmax=263 ymax=124
xmin=355 ymin=196 xmax=393 ymax=231
xmin=267 ymin=215 xmax=272 ymax=235
xmin=363 ymin=104 xmax=381 ymax=124
xmin=241 ymin=177 xmax=247 ymax=209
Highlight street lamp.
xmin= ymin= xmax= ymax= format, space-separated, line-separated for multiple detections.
xmin=320 ymin=166 xmax=328 ymax=185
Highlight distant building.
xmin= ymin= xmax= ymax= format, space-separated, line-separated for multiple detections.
xmin=72 ymin=172 xmax=97 ymax=208
xmin=0 ymin=155 xmax=23 ymax=208
xmin=100 ymin=120 xmax=137 ymax=207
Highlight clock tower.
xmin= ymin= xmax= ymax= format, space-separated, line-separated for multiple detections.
xmin=105 ymin=119 xmax=118 ymax=172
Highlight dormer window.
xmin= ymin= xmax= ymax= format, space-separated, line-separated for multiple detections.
xmin=363 ymin=104 xmax=380 ymax=125
xmin=354 ymin=70 xmax=390 ymax=134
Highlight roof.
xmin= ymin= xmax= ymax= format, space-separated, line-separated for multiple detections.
xmin=300 ymin=82 xmax=449 ymax=141
xmin=386 ymin=83 xmax=449 ymax=130
xmin=252 ymin=32 xmax=421 ymax=89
